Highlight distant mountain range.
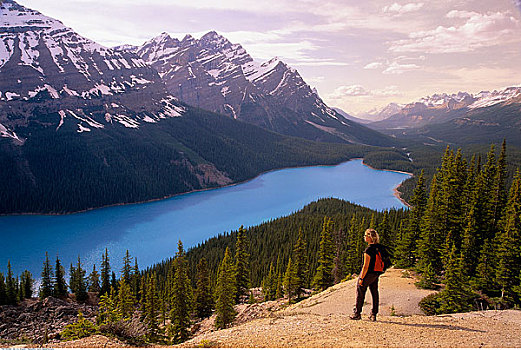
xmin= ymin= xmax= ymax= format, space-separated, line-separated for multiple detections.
xmin=365 ymin=86 xmax=521 ymax=147
xmin=368 ymin=86 xmax=521 ymax=129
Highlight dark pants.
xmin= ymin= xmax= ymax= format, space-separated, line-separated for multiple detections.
xmin=354 ymin=272 xmax=380 ymax=316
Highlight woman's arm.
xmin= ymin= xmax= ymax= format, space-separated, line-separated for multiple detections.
xmin=359 ymin=253 xmax=371 ymax=285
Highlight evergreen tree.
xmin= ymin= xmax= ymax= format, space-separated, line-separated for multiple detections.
xmin=70 ymin=256 xmax=88 ymax=303
xmin=215 ymin=247 xmax=236 ymax=329
xmin=496 ymin=170 xmax=521 ymax=303
xmin=131 ymin=258 xmax=141 ymax=302
xmin=262 ymin=262 xmax=276 ymax=301
xmin=40 ymin=252 xmax=53 ymax=299
xmin=88 ymin=264 xmax=101 ymax=294
xmin=283 ymin=257 xmax=298 ymax=303
xmin=111 ymin=272 xmax=118 ymax=293
xmin=292 ymin=228 xmax=308 ymax=298
xmin=144 ymin=274 xmax=159 ymax=338
xmin=312 ymin=217 xmax=335 ymax=291
xmin=234 ymin=225 xmax=250 ymax=303
xmin=194 ymin=257 xmax=213 ymax=319
xmin=97 ymin=286 xmax=122 ymax=327
xmin=100 ymin=248 xmax=111 ymax=297
xmin=53 ymin=256 xmax=67 ymax=298
xmin=472 ymin=239 xmax=498 ymax=295
xmin=346 ymin=215 xmax=360 ymax=275
xmin=377 ymin=210 xmax=392 ymax=248
xmin=417 ymin=174 xmax=444 ymax=275
xmin=122 ymin=250 xmax=132 ymax=284
xmin=19 ymin=270 xmax=34 ymax=300
xmin=438 ymin=246 xmax=472 ymax=314
xmin=117 ymin=278 xmax=136 ymax=319
xmin=492 ymin=140 xmax=508 ymax=231
xmin=5 ymin=261 xmax=17 ymax=305
xmin=395 ymin=170 xmax=427 ymax=268
xmin=275 ymin=270 xmax=283 ymax=299
xmin=170 ymin=240 xmax=193 ymax=343
xmin=0 ymin=273 xmax=6 ymax=305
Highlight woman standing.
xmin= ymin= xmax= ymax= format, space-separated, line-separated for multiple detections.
xmin=350 ymin=228 xmax=384 ymax=321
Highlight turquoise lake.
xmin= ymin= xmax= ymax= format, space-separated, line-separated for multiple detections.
xmin=0 ymin=159 xmax=410 ymax=275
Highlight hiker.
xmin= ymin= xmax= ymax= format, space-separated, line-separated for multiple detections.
xmin=350 ymin=228 xmax=386 ymax=322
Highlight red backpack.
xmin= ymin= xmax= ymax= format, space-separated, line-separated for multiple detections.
xmin=374 ymin=250 xmax=384 ymax=273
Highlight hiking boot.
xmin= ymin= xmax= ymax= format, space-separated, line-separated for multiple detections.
xmin=369 ymin=314 xmax=377 ymax=322
xmin=349 ymin=313 xmax=361 ymax=320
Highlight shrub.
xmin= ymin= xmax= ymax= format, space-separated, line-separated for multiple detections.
xmin=419 ymin=293 xmax=441 ymax=316
xmin=60 ymin=311 xmax=98 ymax=340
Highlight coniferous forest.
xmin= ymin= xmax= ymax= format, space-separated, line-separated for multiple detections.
xmin=1 ymin=142 xmax=520 ymax=344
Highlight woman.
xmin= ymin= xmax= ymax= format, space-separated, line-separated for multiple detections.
xmin=350 ymin=228 xmax=384 ymax=322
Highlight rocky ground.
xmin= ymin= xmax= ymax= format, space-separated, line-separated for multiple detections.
xmin=0 ymin=295 xmax=97 ymax=346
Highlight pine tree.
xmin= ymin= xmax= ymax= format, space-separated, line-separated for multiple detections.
xmin=496 ymin=170 xmax=521 ymax=303
xmin=283 ymin=257 xmax=298 ymax=303
xmin=97 ymin=287 xmax=122 ymax=327
xmin=170 ymin=240 xmax=193 ymax=343
xmin=100 ymin=248 xmax=111 ymax=297
xmin=40 ymin=252 xmax=54 ymax=299
xmin=438 ymin=246 xmax=472 ymax=314
xmin=262 ymin=262 xmax=276 ymax=301
xmin=417 ymin=174 xmax=444 ymax=275
xmin=194 ymin=257 xmax=213 ymax=319
xmin=144 ymin=274 xmax=159 ymax=338
xmin=131 ymin=258 xmax=141 ymax=302
xmin=117 ymin=278 xmax=136 ymax=319
xmin=111 ymin=272 xmax=118 ymax=293
xmin=292 ymin=228 xmax=308 ymax=298
xmin=491 ymin=139 xmax=508 ymax=230
xmin=313 ymin=217 xmax=335 ymax=291
xmin=0 ymin=273 xmax=7 ymax=305
xmin=346 ymin=215 xmax=360 ymax=275
xmin=234 ymin=225 xmax=250 ymax=303
xmin=377 ymin=210 xmax=392 ymax=248
xmin=214 ymin=247 xmax=236 ymax=329
xmin=122 ymin=250 xmax=132 ymax=284
xmin=275 ymin=270 xmax=283 ymax=299
xmin=88 ymin=264 xmax=101 ymax=294
xmin=395 ymin=170 xmax=427 ymax=268
xmin=70 ymin=257 xmax=88 ymax=303
xmin=5 ymin=261 xmax=17 ymax=305
xmin=472 ymin=239 xmax=498 ymax=295
xmin=19 ymin=270 xmax=34 ymax=300
xmin=53 ymin=256 xmax=67 ymax=298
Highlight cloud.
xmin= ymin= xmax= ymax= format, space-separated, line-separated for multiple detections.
xmin=383 ymin=2 xmax=424 ymax=15
xmin=514 ymin=0 xmax=521 ymax=12
xmin=382 ymin=61 xmax=420 ymax=74
xmin=389 ymin=10 xmax=520 ymax=53
xmin=364 ymin=62 xmax=384 ymax=69
xmin=328 ymin=84 xmax=402 ymax=100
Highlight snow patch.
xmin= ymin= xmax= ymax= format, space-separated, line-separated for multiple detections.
xmin=77 ymin=123 xmax=91 ymax=133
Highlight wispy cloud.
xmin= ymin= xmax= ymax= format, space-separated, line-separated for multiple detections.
xmin=389 ymin=10 xmax=520 ymax=53
xmin=328 ymin=84 xmax=401 ymax=99
xmin=382 ymin=61 xmax=420 ymax=74
xmin=364 ymin=62 xmax=383 ymax=69
xmin=383 ymin=2 xmax=424 ymax=15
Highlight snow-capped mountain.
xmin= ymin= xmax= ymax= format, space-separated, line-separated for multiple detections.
xmin=128 ymin=31 xmax=392 ymax=145
xmin=370 ymin=86 xmax=521 ymax=130
xmin=0 ymin=0 xmax=184 ymax=142
xmin=357 ymin=103 xmax=404 ymax=122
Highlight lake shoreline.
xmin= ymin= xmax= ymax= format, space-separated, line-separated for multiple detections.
xmin=360 ymin=159 xmax=413 ymax=208
xmin=2 ymin=157 xmax=412 ymax=216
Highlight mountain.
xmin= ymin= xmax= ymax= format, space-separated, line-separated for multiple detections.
xmin=129 ymin=31 xmax=395 ymax=146
xmin=0 ymin=0 xmax=382 ymax=214
xmin=370 ymin=86 xmax=521 ymax=130
xmin=332 ymin=107 xmax=371 ymax=124
xmin=356 ymin=102 xmax=404 ymax=122
xmin=0 ymin=0 xmax=187 ymax=143
xmin=392 ymin=94 xmax=521 ymax=147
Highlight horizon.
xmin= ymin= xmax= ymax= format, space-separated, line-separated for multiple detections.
xmin=10 ymin=0 xmax=521 ymax=116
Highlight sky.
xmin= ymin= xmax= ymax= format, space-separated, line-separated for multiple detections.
xmin=16 ymin=0 xmax=521 ymax=116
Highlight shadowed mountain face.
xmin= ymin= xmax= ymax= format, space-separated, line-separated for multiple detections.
xmin=130 ymin=31 xmax=395 ymax=146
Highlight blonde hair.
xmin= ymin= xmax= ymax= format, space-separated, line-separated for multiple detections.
xmin=365 ymin=228 xmax=380 ymax=244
